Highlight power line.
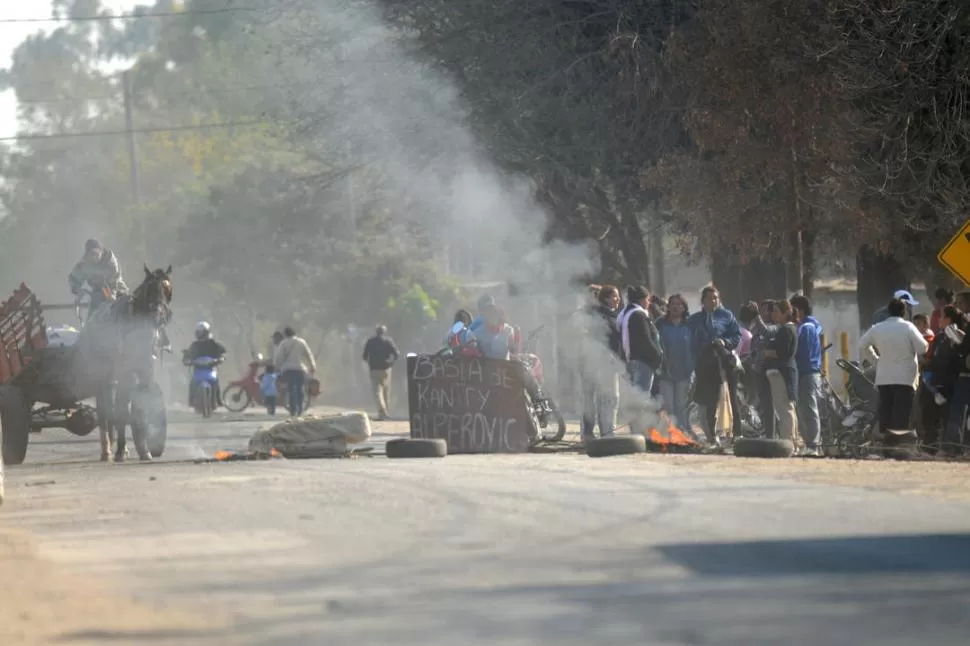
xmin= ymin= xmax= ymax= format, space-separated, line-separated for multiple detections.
xmin=0 ymin=7 xmax=260 ymax=24
xmin=10 ymin=81 xmax=301 ymax=105
xmin=0 ymin=120 xmax=279 ymax=142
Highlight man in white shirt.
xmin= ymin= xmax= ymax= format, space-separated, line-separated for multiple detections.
xmin=858 ymin=298 xmax=929 ymax=450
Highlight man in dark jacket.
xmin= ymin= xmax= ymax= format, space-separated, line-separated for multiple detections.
xmin=362 ymin=325 xmax=400 ymax=420
xmin=618 ymin=285 xmax=664 ymax=395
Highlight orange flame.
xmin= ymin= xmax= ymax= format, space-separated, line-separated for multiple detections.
xmin=646 ymin=412 xmax=700 ymax=452
xmin=213 ymin=450 xmax=232 ymax=461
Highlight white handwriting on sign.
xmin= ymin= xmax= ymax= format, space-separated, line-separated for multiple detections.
xmin=416 ymin=382 xmax=491 ymax=411
xmin=410 ymin=412 xmax=521 ymax=451
xmin=410 ymin=355 xmax=515 ymax=389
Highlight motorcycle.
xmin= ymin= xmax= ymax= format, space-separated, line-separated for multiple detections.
xmin=183 ymin=351 xmax=224 ymax=418
xmin=221 ymin=354 xmax=319 ymax=415
xmin=439 ymin=325 xmax=567 ymax=444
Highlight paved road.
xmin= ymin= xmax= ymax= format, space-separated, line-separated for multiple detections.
xmin=5 ymin=411 xmax=970 ymax=645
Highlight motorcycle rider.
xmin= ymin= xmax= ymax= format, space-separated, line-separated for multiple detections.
xmin=184 ymin=321 xmax=227 ymax=410
xmin=469 ymin=299 xmax=547 ymax=427
xmin=68 ymin=239 xmax=128 ymax=315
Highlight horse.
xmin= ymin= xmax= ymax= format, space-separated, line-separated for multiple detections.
xmin=79 ymin=264 xmax=173 ymax=462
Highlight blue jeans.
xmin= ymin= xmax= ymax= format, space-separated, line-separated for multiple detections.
xmin=656 ymin=378 xmax=691 ymax=430
xmin=944 ymin=375 xmax=970 ymax=449
xmin=281 ymin=370 xmax=306 ymax=416
xmin=797 ymin=372 xmax=822 ymax=449
xmin=628 ymin=360 xmax=656 ymax=395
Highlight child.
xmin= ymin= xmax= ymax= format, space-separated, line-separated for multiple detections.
xmin=913 ymin=313 xmax=936 ymax=361
xmin=261 ymin=364 xmax=279 ymax=415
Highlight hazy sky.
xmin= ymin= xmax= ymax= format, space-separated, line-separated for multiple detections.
xmin=1 ymin=1 xmax=134 ymax=139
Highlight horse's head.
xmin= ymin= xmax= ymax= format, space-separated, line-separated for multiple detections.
xmin=132 ymin=264 xmax=173 ymax=327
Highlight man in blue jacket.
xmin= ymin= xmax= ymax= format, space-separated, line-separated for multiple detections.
xmin=688 ymin=286 xmax=743 ymax=440
xmin=791 ymin=295 xmax=823 ymax=456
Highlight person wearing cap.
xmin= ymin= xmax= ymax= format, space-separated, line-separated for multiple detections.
xmin=68 ymin=238 xmax=128 ymax=314
xmin=872 ymin=289 xmax=919 ymax=325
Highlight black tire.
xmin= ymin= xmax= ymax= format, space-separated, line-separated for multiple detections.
xmin=386 ymin=438 xmax=447 ymax=459
xmin=131 ymin=383 xmax=168 ymax=458
xmin=0 ymin=385 xmax=31 ymax=466
xmin=201 ymin=384 xmax=213 ymax=418
xmin=734 ymin=436 xmax=795 ymax=458
xmin=222 ymin=384 xmax=251 ymax=413
xmin=586 ymin=435 xmax=646 ymax=458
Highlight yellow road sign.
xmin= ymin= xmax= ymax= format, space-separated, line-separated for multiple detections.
xmin=938 ymin=220 xmax=970 ymax=286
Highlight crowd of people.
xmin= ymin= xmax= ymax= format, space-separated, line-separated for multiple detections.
xmin=869 ymin=287 xmax=970 ymax=456
xmin=582 ymin=284 xmax=827 ymax=456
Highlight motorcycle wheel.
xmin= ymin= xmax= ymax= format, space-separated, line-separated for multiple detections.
xmin=541 ymin=400 xmax=567 ymax=443
xmin=222 ymin=384 xmax=252 ymax=413
xmin=201 ymin=384 xmax=213 ymax=418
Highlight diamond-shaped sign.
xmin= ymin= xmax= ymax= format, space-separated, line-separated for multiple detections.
xmin=938 ymin=220 xmax=970 ymax=287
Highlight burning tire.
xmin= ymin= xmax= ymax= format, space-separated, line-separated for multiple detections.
xmin=0 ymin=385 xmax=31 ymax=466
xmin=585 ymin=434 xmax=646 ymax=458
xmin=733 ymin=437 xmax=795 ymax=458
xmin=386 ymin=438 xmax=447 ymax=459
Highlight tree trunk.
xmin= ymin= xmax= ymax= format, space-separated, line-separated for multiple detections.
xmin=650 ymin=222 xmax=667 ymax=296
xmin=802 ymin=228 xmax=816 ymax=299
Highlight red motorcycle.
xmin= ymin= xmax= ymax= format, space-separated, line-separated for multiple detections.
xmin=440 ymin=324 xmax=566 ymax=443
xmin=222 ymin=355 xmax=320 ymax=415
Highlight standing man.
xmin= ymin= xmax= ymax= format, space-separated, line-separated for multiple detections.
xmin=858 ymin=298 xmax=929 ymax=453
xmin=688 ymin=286 xmax=743 ymax=437
xmin=362 ymin=325 xmax=400 ymax=421
xmin=791 ymin=295 xmax=824 ymax=457
xmin=274 ymin=326 xmax=317 ymax=416
xmin=68 ymin=238 xmax=128 ymax=315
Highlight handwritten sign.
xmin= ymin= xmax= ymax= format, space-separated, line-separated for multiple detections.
xmin=407 ymin=354 xmax=532 ymax=453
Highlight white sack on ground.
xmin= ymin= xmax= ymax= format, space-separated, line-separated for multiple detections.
xmin=248 ymin=411 xmax=372 ymax=455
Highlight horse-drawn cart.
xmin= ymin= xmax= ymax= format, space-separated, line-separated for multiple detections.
xmin=0 ymin=284 xmax=100 ymax=465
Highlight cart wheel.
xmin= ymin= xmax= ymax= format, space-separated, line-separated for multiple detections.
xmin=221 ymin=384 xmax=251 ymax=413
xmin=0 ymin=385 xmax=31 ymax=466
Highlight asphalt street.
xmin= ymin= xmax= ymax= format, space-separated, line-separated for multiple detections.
xmin=4 ymin=409 xmax=970 ymax=645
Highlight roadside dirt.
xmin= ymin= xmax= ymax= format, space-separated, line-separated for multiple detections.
xmin=0 ymin=529 xmax=223 ymax=646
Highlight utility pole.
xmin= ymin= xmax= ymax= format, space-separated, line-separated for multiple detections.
xmin=122 ymin=70 xmax=140 ymax=204
xmin=122 ymin=70 xmax=145 ymax=256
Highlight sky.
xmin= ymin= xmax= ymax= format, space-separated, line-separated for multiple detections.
xmin=1 ymin=1 xmax=134 ymax=139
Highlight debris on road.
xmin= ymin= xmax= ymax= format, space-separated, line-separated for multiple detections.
xmin=24 ymin=480 xmax=56 ymax=487
xmin=247 ymin=411 xmax=372 ymax=458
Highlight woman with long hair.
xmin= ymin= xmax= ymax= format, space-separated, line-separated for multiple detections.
xmin=763 ymin=299 xmax=799 ymax=447
xmin=580 ymin=284 xmax=623 ymax=441
xmin=655 ymin=293 xmax=693 ymax=430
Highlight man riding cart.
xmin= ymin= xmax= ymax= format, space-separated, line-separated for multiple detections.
xmin=68 ymin=239 xmax=128 ymax=316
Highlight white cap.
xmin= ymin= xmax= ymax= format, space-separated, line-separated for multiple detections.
xmin=893 ymin=289 xmax=919 ymax=306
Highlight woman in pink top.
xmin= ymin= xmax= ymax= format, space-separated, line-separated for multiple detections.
xmin=737 ymin=326 xmax=753 ymax=358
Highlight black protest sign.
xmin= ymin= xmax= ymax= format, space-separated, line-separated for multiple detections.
xmin=407 ymin=353 xmax=532 ymax=453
